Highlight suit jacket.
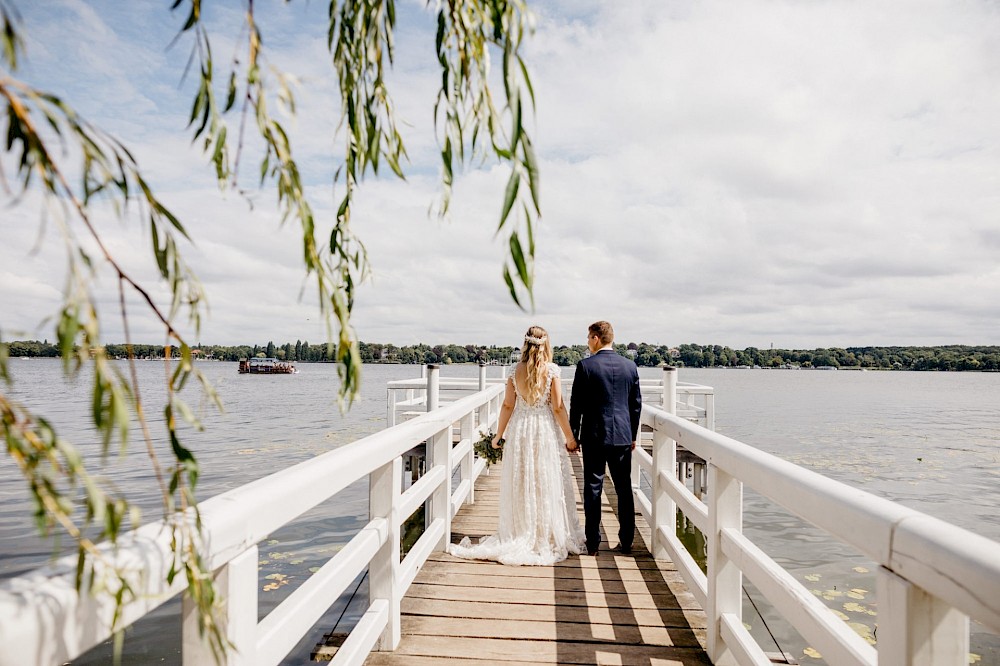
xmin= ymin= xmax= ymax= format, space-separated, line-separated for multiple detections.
xmin=570 ymin=349 xmax=642 ymax=447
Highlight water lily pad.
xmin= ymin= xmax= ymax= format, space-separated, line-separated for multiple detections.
xmin=969 ymin=654 xmax=981 ymax=664
xmin=844 ymin=602 xmax=877 ymax=616
xmin=309 ymin=566 xmax=321 ymax=574
xmin=803 ymin=647 xmax=822 ymax=659
xmin=265 ymin=573 xmax=287 ymax=581
xmin=847 ymin=590 xmax=865 ymax=600
xmin=848 ymin=621 xmax=876 ymax=644
xmin=805 ymin=574 xmax=821 ymax=582
xmin=267 ymin=539 xmax=280 ymax=545
xmin=832 ymin=610 xmax=850 ymax=621
xmin=852 ymin=566 xmax=869 ymax=573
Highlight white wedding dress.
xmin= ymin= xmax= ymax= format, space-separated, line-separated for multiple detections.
xmin=448 ymin=363 xmax=587 ymax=566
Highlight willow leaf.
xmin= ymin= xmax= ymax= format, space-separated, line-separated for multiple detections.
xmin=523 ymin=136 xmax=540 ymax=212
xmin=502 ymin=265 xmax=524 ymax=310
xmin=498 ymin=168 xmax=519 ymax=231
xmin=509 ymin=232 xmax=531 ymax=290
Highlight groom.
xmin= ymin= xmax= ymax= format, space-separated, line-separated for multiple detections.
xmin=570 ymin=321 xmax=643 ymax=556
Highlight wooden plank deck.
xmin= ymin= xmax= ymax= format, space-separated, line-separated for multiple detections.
xmin=363 ymin=454 xmax=711 ymax=665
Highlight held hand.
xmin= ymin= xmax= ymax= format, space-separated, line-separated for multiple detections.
xmin=630 ymin=440 xmax=636 ymax=451
xmin=566 ymin=438 xmax=579 ymax=453
xmin=491 ymin=434 xmax=504 ymax=449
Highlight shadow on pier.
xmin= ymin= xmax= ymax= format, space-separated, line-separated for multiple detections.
xmin=358 ymin=454 xmax=711 ymax=665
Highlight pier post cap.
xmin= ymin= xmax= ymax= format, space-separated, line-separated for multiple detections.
xmin=426 ymin=364 xmax=440 ymax=370
xmin=662 ymin=365 xmax=677 ymax=372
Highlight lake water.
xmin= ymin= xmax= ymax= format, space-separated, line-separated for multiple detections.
xmin=1 ymin=360 xmax=998 ymax=663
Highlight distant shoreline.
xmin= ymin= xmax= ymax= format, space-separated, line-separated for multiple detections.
xmin=5 ymin=340 xmax=1000 ymax=372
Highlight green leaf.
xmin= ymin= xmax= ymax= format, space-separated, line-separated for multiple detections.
xmin=498 ymin=168 xmax=519 ymax=231
xmin=189 ymin=82 xmax=206 ymax=127
xmin=509 ymin=232 xmax=531 ymax=290
xmin=224 ymin=72 xmax=237 ymax=112
xmin=502 ymin=265 xmax=524 ymax=310
xmin=518 ymin=55 xmax=536 ymax=108
xmin=524 ymin=208 xmax=536 ymax=256
xmin=522 ymin=136 xmax=540 ymax=213
xmin=441 ymin=136 xmax=453 ymax=186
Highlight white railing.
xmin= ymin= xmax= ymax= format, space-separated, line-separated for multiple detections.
xmin=639 ymin=375 xmax=715 ymax=429
xmin=387 ymin=363 xmax=715 ymax=429
xmin=0 ymin=365 xmax=504 ymax=666
xmin=634 ymin=366 xmax=1000 ymax=665
xmin=386 ymin=363 xmax=509 ymax=426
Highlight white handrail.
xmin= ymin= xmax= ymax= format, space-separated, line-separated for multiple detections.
xmin=638 ymin=369 xmax=1000 ymax=665
xmin=0 ymin=376 xmax=504 ymax=666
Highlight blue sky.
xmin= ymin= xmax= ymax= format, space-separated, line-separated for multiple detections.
xmin=3 ymin=0 xmax=1000 ymax=349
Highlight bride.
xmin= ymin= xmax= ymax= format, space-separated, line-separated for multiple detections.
xmin=448 ymin=326 xmax=587 ymax=565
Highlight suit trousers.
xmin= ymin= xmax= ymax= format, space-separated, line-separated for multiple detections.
xmin=581 ymin=442 xmax=635 ymax=552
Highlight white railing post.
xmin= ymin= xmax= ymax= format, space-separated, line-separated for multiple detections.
xmin=707 ymin=464 xmax=742 ymax=666
xmin=426 ymin=364 xmax=439 ymax=412
xmin=387 ymin=388 xmax=396 ymax=427
xmin=631 ymin=448 xmax=641 ymax=491
xmin=478 ymin=362 xmax=487 ymax=390
xmin=461 ymin=411 xmax=476 ymax=504
xmin=428 ymin=424 xmax=452 ymax=550
xmin=424 ymin=364 xmax=449 ymax=547
xmin=876 ymin=567 xmax=969 ymax=666
xmin=706 ymin=393 xmax=716 ymax=431
xmin=182 ymin=545 xmax=258 ymax=665
xmin=661 ymin=365 xmax=676 ymax=411
xmin=369 ymin=458 xmax=402 ymax=650
xmin=651 ymin=366 xmax=678 ymax=561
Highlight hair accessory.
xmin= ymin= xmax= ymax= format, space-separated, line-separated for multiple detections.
xmin=524 ymin=334 xmax=547 ymax=345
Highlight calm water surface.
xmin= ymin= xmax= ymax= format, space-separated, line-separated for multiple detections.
xmin=1 ymin=361 xmax=998 ymax=663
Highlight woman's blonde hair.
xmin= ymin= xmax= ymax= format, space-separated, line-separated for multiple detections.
xmin=521 ymin=325 xmax=553 ymax=404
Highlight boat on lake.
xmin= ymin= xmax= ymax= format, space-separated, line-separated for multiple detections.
xmin=238 ymin=357 xmax=297 ymax=374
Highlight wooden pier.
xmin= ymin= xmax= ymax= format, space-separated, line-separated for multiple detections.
xmin=339 ymin=455 xmax=712 ymax=665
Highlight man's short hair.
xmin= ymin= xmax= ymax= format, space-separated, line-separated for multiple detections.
xmin=589 ymin=321 xmax=614 ymax=346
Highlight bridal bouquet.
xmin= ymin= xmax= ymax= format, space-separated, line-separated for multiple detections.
xmin=473 ymin=430 xmax=504 ymax=467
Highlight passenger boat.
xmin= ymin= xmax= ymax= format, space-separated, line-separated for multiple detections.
xmin=238 ymin=358 xmax=298 ymax=374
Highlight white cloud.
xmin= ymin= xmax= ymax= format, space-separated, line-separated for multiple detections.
xmin=3 ymin=0 xmax=1000 ymax=350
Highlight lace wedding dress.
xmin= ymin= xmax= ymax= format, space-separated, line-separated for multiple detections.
xmin=448 ymin=363 xmax=587 ymax=566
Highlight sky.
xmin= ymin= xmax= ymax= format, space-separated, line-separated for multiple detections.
xmin=2 ymin=0 xmax=1000 ymax=350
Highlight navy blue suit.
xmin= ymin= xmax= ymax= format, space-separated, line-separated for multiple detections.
xmin=569 ymin=349 xmax=642 ymax=552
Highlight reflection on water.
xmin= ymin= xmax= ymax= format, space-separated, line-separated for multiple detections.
xmin=1 ymin=362 xmax=999 ymax=663
xmin=676 ymin=512 xmax=707 ymax=573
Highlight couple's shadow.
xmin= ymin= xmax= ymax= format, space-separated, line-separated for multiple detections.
xmin=548 ymin=454 xmax=709 ymax=665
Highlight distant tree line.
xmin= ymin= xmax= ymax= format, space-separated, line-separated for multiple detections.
xmin=665 ymin=343 xmax=1000 ymax=371
xmin=5 ymin=340 xmax=1000 ymax=371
